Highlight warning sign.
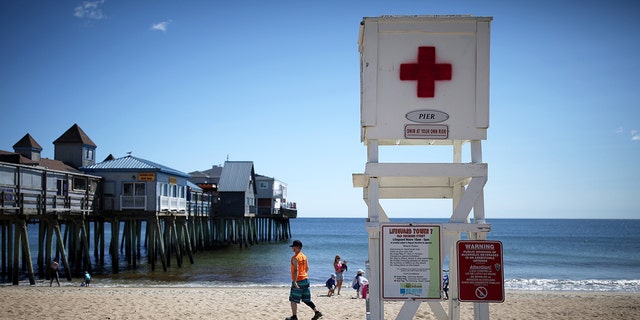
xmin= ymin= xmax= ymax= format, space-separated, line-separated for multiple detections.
xmin=457 ymin=240 xmax=504 ymax=302
xmin=405 ymin=124 xmax=449 ymax=139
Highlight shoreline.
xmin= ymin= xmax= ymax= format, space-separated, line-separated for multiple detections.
xmin=1 ymin=286 xmax=639 ymax=320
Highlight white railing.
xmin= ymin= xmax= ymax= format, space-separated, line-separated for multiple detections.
xmin=121 ymin=195 xmax=147 ymax=210
xmin=159 ymin=196 xmax=186 ymax=211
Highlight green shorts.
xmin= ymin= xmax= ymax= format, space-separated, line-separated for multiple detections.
xmin=289 ymin=279 xmax=311 ymax=303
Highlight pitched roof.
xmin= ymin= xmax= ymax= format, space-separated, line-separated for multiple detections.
xmin=53 ymin=123 xmax=97 ymax=147
xmin=0 ymin=150 xmax=37 ymax=165
xmin=39 ymin=158 xmax=82 ymax=173
xmin=13 ymin=134 xmax=43 ymax=150
xmin=189 ymin=166 xmax=223 ymax=184
xmin=218 ymin=161 xmax=255 ymax=192
xmin=187 ymin=180 xmax=203 ymax=192
xmin=0 ymin=150 xmax=81 ymax=173
xmin=80 ymin=155 xmax=189 ymax=177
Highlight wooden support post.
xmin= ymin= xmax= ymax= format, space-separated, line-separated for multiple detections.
xmin=79 ymin=217 xmax=92 ymax=272
xmin=136 ymin=220 xmax=143 ymax=265
xmin=145 ymin=220 xmax=155 ymax=271
xmin=170 ymin=217 xmax=183 ymax=268
xmin=164 ymin=218 xmax=172 ymax=268
xmin=45 ymin=222 xmax=53 ymax=280
xmin=111 ymin=218 xmax=120 ymax=274
xmin=12 ymin=221 xmax=20 ymax=285
xmin=2 ymin=221 xmax=8 ymax=275
xmin=181 ymin=222 xmax=194 ymax=264
xmin=123 ymin=220 xmax=130 ymax=264
xmin=129 ymin=220 xmax=136 ymax=268
xmin=153 ymin=216 xmax=168 ymax=271
xmin=17 ymin=219 xmax=36 ymax=285
xmin=53 ymin=222 xmax=72 ymax=281
xmin=37 ymin=222 xmax=45 ymax=277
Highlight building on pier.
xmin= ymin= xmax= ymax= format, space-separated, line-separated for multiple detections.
xmin=81 ymin=155 xmax=192 ymax=214
xmin=217 ymin=161 xmax=257 ymax=218
xmin=256 ymin=174 xmax=296 ymax=218
xmin=190 ymin=162 xmax=295 ymax=242
xmin=1 ymin=124 xmax=295 ymax=285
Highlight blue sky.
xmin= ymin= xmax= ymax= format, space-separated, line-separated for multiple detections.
xmin=1 ymin=1 xmax=638 ymax=219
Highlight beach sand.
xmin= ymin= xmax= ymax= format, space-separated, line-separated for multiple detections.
xmin=1 ymin=285 xmax=639 ymax=320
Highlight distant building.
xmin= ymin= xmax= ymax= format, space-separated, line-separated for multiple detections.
xmin=189 ymin=165 xmax=223 ymax=194
xmin=53 ymin=123 xmax=97 ymax=168
xmin=0 ymin=125 xmax=100 ymax=213
xmin=81 ymin=155 xmax=191 ymax=213
xmin=256 ymin=174 xmax=290 ymax=216
xmin=189 ymin=163 xmax=296 ymax=218
xmin=217 ymin=161 xmax=256 ymax=218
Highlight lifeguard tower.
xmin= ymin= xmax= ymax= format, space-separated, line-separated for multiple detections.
xmin=353 ymin=15 xmax=500 ymax=319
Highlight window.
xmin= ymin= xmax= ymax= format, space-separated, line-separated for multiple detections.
xmin=73 ymin=177 xmax=86 ymax=191
xmin=170 ymin=184 xmax=177 ymax=197
xmin=122 ymin=182 xmax=146 ymax=209
xmin=103 ymin=181 xmax=115 ymax=196
xmin=123 ymin=182 xmax=146 ymax=196
xmin=56 ymin=180 xmax=68 ymax=196
xmin=85 ymin=148 xmax=94 ymax=161
xmin=259 ymin=181 xmax=268 ymax=189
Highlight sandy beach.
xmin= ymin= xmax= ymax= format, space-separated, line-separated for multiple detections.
xmin=1 ymin=285 xmax=639 ymax=320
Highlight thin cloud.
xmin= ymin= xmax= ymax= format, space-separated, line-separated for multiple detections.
xmin=150 ymin=21 xmax=171 ymax=32
xmin=74 ymin=0 xmax=106 ymax=20
xmin=618 ymin=127 xmax=640 ymax=141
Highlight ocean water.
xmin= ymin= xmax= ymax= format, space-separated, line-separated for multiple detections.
xmin=4 ymin=218 xmax=640 ymax=292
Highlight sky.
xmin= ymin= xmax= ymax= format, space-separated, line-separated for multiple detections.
xmin=1 ymin=0 xmax=638 ymax=220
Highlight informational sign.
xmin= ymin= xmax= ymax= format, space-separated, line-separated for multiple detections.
xmin=381 ymin=224 xmax=441 ymax=300
xmin=405 ymin=124 xmax=448 ymax=139
xmin=457 ymin=240 xmax=504 ymax=302
xmin=137 ymin=173 xmax=155 ymax=181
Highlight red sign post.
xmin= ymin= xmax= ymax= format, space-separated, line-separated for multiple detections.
xmin=457 ymin=240 xmax=504 ymax=302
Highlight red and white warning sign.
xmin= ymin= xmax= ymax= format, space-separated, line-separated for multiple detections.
xmin=457 ymin=240 xmax=504 ymax=302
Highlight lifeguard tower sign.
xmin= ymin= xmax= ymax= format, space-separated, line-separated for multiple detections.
xmin=359 ymin=15 xmax=491 ymax=145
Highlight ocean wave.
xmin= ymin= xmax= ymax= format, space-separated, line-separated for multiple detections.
xmin=11 ymin=278 xmax=639 ymax=292
xmin=505 ymin=278 xmax=640 ymax=292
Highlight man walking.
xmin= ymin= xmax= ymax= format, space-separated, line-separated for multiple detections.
xmin=286 ymin=240 xmax=322 ymax=320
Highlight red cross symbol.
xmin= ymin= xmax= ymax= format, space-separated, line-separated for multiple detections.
xmin=400 ymin=46 xmax=452 ymax=98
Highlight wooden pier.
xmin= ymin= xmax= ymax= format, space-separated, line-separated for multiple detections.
xmin=0 ymin=162 xmax=292 ymax=285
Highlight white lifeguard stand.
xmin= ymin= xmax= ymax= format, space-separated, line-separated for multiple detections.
xmin=353 ymin=15 xmax=494 ymax=319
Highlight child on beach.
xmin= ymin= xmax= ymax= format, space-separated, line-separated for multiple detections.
xmin=351 ymin=269 xmax=368 ymax=299
xmin=442 ymin=273 xmax=449 ymax=300
xmin=82 ymin=271 xmax=91 ymax=287
xmin=325 ymin=274 xmax=336 ymax=297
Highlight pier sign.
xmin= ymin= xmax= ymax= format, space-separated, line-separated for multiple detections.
xmin=138 ymin=173 xmax=156 ymax=181
xmin=381 ymin=224 xmax=441 ymax=300
xmin=457 ymin=240 xmax=504 ymax=302
xmin=359 ymin=16 xmax=492 ymax=144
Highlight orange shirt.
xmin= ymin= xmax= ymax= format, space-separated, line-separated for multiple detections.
xmin=290 ymin=252 xmax=309 ymax=281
